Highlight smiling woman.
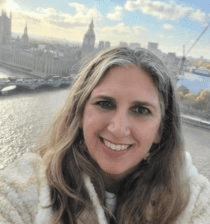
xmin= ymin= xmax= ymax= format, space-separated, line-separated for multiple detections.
xmin=0 ymin=47 xmax=210 ymax=224
xmin=82 ymin=66 xmax=161 ymax=179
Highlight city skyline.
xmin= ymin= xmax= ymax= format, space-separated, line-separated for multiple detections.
xmin=0 ymin=0 xmax=210 ymax=59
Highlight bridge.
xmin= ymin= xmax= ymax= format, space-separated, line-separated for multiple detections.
xmin=0 ymin=76 xmax=72 ymax=94
xmin=192 ymin=69 xmax=210 ymax=78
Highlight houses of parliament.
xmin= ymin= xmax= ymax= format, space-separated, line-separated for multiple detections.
xmin=0 ymin=11 xmax=110 ymax=78
xmin=0 ymin=10 xmax=179 ymax=80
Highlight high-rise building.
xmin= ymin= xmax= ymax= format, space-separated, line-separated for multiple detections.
xmin=0 ymin=10 xmax=12 ymax=45
xmin=82 ymin=19 xmax=95 ymax=54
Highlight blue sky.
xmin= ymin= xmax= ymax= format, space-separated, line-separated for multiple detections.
xmin=1 ymin=0 xmax=210 ymax=59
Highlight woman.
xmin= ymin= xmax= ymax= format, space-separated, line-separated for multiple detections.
xmin=0 ymin=47 xmax=209 ymax=224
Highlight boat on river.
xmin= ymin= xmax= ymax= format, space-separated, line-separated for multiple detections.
xmin=1 ymin=85 xmax=17 ymax=94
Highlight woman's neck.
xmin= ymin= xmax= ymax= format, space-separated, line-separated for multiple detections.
xmin=102 ymin=172 xmax=125 ymax=194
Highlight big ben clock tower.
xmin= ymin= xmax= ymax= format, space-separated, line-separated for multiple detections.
xmin=82 ymin=19 xmax=95 ymax=54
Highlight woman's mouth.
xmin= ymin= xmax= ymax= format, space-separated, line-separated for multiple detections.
xmin=99 ymin=137 xmax=133 ymax=151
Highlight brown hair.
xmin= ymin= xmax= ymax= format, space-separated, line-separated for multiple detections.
xmin=38 ymin=47 xmax=189 ymax=224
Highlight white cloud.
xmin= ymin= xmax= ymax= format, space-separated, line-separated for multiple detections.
xmin=189 ymin=10 xmax=206 ymax=23
xmin=68 ymin=2 xmax=102 ymax=24
xmin=102 ymin=23 xmax=145 ymax=34
xmin=0 ymin=1 xmax=102 ymax=43
xmin=163 ymin=23 xmax=174 ymax=31
xmin=124 ymin=0 xmax=208 ymax=23
xmin=9 ymin=2 xmax=103 ymax=36
xmin=0 ymin=0 xmax=20 ymax=11
xmin=99 ymin=23 xmax=147 ymax=45
xmin=107 ymin=6 xmax=123 ymax=21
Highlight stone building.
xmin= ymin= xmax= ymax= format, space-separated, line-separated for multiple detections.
xmin=82 ymin=19 xmax=95 ymax=54
xmin=0 ymin=10 xmax=12 ymax=45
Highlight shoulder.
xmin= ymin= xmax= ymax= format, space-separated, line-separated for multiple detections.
xmin=176 ymin=169 xmax=210 ymax=223
xmin=0 ymin=153 xmax=52 ymax=223
xmin=176 ymin=152 xmax=210 ymax=224
xmin=188 ymin=173 xmax=210 ymax=223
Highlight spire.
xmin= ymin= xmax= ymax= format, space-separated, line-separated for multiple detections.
xmin=21 ymin=22 xmax=29 ymax=47
xmin=89 ymin=18 xmax=94 ymax=31
xmin=24 ymin=22 xmax=28 ymax=35
xmin=82 ymin=19 xmax=95 ymax=53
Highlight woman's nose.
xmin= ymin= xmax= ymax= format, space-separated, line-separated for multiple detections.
xmin=107 ymin=111 xmax=131 ymax=137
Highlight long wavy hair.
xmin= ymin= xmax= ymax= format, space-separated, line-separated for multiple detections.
xmin=38 ymin=47 xmax=190 ymax=224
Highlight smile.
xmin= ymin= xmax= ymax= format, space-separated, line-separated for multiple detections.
xmin=100 ymin=137 xmax=133 ymax=151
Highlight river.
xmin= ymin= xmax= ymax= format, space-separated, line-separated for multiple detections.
xmin=0 ymin=89 xmax=69 ymax=169
xmin=177 ymin=72 xmax=210 ymax=94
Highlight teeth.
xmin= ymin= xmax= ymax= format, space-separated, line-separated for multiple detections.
xmin=103 ymin=139 xmax=130 ymax=151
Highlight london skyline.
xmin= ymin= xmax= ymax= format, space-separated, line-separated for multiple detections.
xmin=0 ymin=0 xmax=210 ymax=59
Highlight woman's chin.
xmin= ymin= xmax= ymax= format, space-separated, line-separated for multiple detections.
xmin=101 ymin=167 xmax=132 ymax=181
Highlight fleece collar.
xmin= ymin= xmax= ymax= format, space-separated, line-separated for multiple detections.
xmin=84 ymin=174 xmax=108 ymax=224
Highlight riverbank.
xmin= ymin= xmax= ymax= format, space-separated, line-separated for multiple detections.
xmin=181 ymin=114 xmax=210 ymax=130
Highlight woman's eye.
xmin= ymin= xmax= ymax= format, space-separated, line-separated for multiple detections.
xmin=95 ymin=101 xmax=114 ymax=109
xmin=132 ymin=106 xmax=150 ymax=115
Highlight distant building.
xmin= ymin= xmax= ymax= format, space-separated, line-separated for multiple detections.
xmin=147 ymin=42 xmax=162 ymax=59
xmin=129 ymin=42 xmax=141 ymax=49
xmin=164 ymin=52 xmax=179 ymax=85
xmin=82 ymin=19 xmax=95 ymax=54
xmin=21 ymin=23 xmax=29 ymax=48
xmin=119 ymin=42 xmax=128 ymax=47
xmin=0 ymin=10 xmax=12 ymax=45
xmin=98 ymin=41 xmax=104 ymax=50
xmin=104 ymin=41 xmax=111 ymax=48
xmin=148 ymin=42 xmax=158 ymax=52
xmin=98 ymin=41 xmax=111 ymax=50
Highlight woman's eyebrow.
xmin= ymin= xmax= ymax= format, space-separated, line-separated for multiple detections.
xmin=131 ymin=100 xmax=159 ymax=110
xmin=90 ymin=95 xmax=116 ymax=102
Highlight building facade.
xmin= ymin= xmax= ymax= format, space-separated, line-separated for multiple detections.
xmin=0 ymin=10 xmax=12 ymax=45
xmin=82 ymin=19 xmax=95 ymax=54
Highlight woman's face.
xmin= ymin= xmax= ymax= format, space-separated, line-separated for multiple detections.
xmin=82 ymin=65 xmax=161 ymax=180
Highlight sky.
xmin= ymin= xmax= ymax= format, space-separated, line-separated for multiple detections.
xmin=0 ymin=0 xmax=210 ymax=59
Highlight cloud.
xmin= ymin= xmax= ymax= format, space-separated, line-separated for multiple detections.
xmin=99 ymin=23 xmax=147 ymax=45
xmin=68 ymin=2 xmax=102 ymax=24
xmin=189 ymin=9 xmax=206 ymax=23
xmin=0 ymin=0 xmax=20 ymax=11
xmin=102 ymin=23 xmax=145 ymax=34
xmin=163 ymin=23 xmax=174 ymax=31
xmin=124 ymin=0 xmax=208 ymax=23
xmin=107 ymin=6 xmax=123 ymax=21
xmin=10 ymin=2 xmax=103 ymax=36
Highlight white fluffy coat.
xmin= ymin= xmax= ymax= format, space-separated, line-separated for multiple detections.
xmin=0 ymin=153 xmax=209 ymax=224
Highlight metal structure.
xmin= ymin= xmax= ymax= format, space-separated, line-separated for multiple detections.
xmin=179 ymin=22 xmax=210 ymax=76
